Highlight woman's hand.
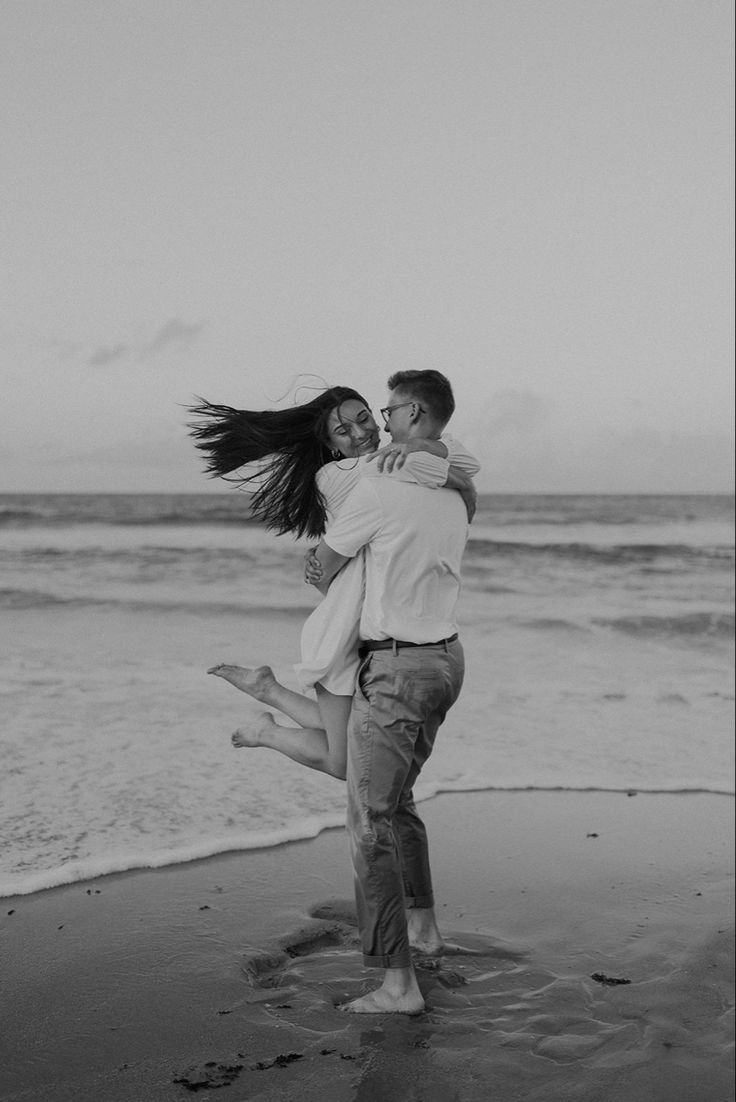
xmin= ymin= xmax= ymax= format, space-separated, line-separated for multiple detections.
xmin=304 ymin=548 xmax=323 ymax=585
xmin=367 ymin=437 xmax=449 ymax=473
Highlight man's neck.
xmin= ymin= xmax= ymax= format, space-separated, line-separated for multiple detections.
xmin=405 ymin=422 xmax=443 ymax=442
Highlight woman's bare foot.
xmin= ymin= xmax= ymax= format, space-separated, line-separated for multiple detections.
xmin=341 ymin=968 xmax=425 ymax=1015
xmin=231 ymin=712 xmax=277 ymax=749
xmin=208 ymin=664 xmax=278 ymax=704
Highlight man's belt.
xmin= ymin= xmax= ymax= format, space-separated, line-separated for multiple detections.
xmin=358 ymin=634 xmax=458 ymax=657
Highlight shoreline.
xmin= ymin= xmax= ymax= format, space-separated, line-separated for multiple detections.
xmin=2 ymin=789 xmax=733 ymax=1102
xmin=3 ymin=784 xmax=733 ymax=901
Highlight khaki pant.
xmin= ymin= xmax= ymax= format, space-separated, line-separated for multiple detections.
xmin=346 ymin=639 xmax=465 ymax=968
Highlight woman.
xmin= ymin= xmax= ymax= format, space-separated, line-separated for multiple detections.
xmin=189 ymin=386 xmax=479 ymax=780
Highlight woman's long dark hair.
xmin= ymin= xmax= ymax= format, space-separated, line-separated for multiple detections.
xmin=188 ymin=387 xmax=370 ymax=539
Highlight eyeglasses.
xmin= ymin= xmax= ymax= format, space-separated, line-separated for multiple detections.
xmin=379 ymin=401 xmax=422 ymax=425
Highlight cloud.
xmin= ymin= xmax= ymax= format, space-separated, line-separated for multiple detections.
xmin=81 ymin=318 xmax=205 ymax=367
xmin=142 ymin=318 xmax=206 ymax=356
xmin=88 ymin=343 xmax=130 ymax=367
xmin=587 ymin=427 xmax=735 ymax=493
xmin=455 ymin=388 xmax=735 ymax=492
xmin=469 ymin=422 xmax=734 ymax=493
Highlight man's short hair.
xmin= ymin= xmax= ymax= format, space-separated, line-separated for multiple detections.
xmin=387 ymin=370 xmax=455 ymax=426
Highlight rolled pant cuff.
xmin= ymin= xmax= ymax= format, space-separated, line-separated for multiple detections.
xmin=362 ymin=950 xmax=413 ymax=970
xmin=404 ymin=894 xmax=434 ymax=909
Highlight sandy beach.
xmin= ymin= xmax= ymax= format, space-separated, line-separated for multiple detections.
xmin=2 ymin=790 xmax=733 ymax=1102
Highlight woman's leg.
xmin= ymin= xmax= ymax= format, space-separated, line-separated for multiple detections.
xmin=316 ymin=685 xmax=351 ymax=779
xmin=230 ymin=685 xmax=352 ymax=781
xmin=207 ymin=664 xmax=321 ymax=728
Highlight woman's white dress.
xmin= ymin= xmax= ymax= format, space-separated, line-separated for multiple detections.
xmin=294 ymin=439 xmax=479 ymax=696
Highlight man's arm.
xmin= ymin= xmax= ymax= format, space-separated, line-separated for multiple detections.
xmin=303 ymin=477 xmax=383 ymax=593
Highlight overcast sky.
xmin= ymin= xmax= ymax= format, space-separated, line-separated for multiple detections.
xmin=2 ymin=0 xmax=733 ymax=493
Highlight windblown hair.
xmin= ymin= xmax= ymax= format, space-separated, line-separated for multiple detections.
xmin=387 ymin=369 xmax=455 ymax=427
xmin=188 ymin=387 xmax=369 ymax=539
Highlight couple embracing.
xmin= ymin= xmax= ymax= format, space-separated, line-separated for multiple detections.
xmin=190 ymin=370 xmax=479 ymax=1014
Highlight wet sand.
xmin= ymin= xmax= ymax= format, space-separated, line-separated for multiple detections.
xmin=2 ymin=790 xmax=733 ymax=1102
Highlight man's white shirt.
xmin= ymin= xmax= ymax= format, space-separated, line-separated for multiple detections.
xmin=324 ymin=473 xmax=468 ymax=644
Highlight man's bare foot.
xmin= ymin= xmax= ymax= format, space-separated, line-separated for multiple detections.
xmin=407 ymin=907 xmax=445 ymax=957
xmin=231 ymin=712 xmax=277 ymax=749
xmin=341 ymin=989 xmax=425 ymax=1015
xmin=208 ymin=664 xmax=277 ymax=704
xmin=340 ymin=967 xmax=425 ymax=1015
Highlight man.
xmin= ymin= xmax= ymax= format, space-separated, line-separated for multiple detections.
xmin=308 ymin=370 xmax=473 ymax=1014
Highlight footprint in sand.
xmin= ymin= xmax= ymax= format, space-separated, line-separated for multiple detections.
xmin=241 ymin=916 xmax=362 ymax=988
xmin=241 ymin=898 xmax=525 ymax=991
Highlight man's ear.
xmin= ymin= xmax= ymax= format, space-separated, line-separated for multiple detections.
xmin=409 ymin=401 xmax=421 ymax=424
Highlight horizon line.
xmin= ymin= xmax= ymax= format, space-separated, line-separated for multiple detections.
xmin=1 ymin=487 xmax=733 ymax=498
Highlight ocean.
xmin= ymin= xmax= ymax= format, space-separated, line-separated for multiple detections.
xmin=1 ymin=491 xmax=733 ymax=898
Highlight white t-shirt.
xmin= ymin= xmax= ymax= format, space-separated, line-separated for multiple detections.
xmin=294 ymin=435 xmax=478 ymax=693
xmin=324 ymin=473 xmax=468 ymax=644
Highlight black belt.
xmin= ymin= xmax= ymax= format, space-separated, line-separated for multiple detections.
xmin=359 ymin=633 xmax=458 ymax=657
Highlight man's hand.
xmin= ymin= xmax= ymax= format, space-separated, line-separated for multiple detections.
xmin=304 ymin=541 xmax=350 ymax=593
xmin=445 ymin=465 xmax=477 ymax=523
xmin=304 ymin=548 xmax=323 ymax=586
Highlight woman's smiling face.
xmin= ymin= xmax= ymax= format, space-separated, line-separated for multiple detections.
xmin=325 ymin=399 xmax=381 ymax=458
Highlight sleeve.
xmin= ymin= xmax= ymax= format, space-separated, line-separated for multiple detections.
xmin=386 ymin=452 xmax=449 ymax=488
xmin=316 ymin=462 xmax=363 ymax=523
xmin=323 ymin=479 xmax=383 ymax=558
xmin=442 ymin=434 xmax=481 ymax=476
